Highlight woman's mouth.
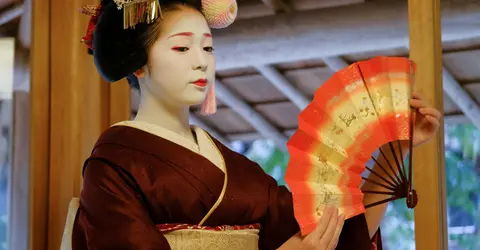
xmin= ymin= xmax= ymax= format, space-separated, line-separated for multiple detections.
xmin=192 ymin=79 xmax=208 ymax=87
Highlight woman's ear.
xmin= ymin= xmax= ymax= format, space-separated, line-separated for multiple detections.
xmin=133 ymin=67 xmax=145 ymax=78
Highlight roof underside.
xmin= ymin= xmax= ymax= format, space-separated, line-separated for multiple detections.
xmin=133 ymin=0 xmax=480 ymax=146
xmin=1 ymin=0 xmax=479 ymax=146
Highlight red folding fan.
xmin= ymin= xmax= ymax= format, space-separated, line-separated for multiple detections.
xmin=285 ymin=56 xmax=418 ymax=236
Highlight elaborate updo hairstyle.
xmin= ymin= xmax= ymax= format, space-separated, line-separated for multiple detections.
xmin=80 ymin=0 xmax=238 ymax=113
xmin=93 ymin=0 xmax=200 ymax=90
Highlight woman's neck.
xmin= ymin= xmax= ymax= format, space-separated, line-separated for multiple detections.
xmin=134 ymin=90 xmax=195 ymax=142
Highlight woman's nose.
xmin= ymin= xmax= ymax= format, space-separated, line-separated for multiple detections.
xmin=194 ymin=63 xmax=207 ymax=71
xmin=192 ymin=49 xmax=208 ymax=71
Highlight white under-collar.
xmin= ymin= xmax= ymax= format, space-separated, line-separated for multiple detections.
xmin=112 ymin=120 xmax=225 ymax=172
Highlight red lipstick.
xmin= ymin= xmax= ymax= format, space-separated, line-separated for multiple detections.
xmin=192 ymin=79 xmax=208 ymax=87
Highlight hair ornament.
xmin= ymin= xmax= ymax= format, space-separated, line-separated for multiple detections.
xmin=91 ymin=0 xmax=237 ymax=30
xmin=79 ymin=4 xmax=103 ymax=50
xmin=79 ymin=4 xmax=103 ymax=16
xmin=114 ymin=0 xmax=163 ymax=29
xmin=201 ymin=0 xmax=237 ymax=29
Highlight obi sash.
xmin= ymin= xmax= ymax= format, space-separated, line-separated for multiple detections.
xmin=158 ymin=224 xmax=260 ymax=250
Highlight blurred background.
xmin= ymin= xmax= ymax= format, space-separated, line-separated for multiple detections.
xmin=1 ymin=0 xmax=480 ymax=249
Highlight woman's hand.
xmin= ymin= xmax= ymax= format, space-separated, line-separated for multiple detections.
xmin=301 ymin=206 xmax=345 ymax=250
xmin=409 ymin=92 xmax=442 ymax=147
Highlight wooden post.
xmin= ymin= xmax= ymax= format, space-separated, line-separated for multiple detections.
xmin=109 ymin=79 xmax=131 ymax=124
xmin=30 ymin=0 xmax=133 ymax=248
xmin=29 ymin=0 xmax=50 ymax=248
xmin=408 ymin=0 xmax=448 ymax=249
xmin=48 ymin=0 xmax=111 ymax=248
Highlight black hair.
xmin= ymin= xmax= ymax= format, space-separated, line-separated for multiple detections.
xmin=92 ymin=0 xmax=202 ymax=89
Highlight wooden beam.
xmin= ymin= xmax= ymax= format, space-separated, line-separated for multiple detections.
xmin=442 ymin=67 xmax=480 ymax=129
xmin=288 ymin=0 xmax=363 ymax=11
xmin=408 ymin=0 xmax=448 ymax=249
xmin=29 ymin=0 xmax=50 ymax=248
xmin=212 ymin=0 xmax=480 ymax=70
xmin=0 ymin=0 xmax=15 ymax=10
xmin=0 ymin=4 xmax=23 ymax=26
xmin=260 ymin=0 xmax=293 ymax=12
xmin=237 ymin=0 xmax=364 ymax=20
xmin=254 ymin=65 xmax=309 ymax=109
xmin=215 ymin=80 xmax=288 ymax=150
xmin=322 ymin=57 xmax=349 ymax=72
xmin=227 ymin=129 xmax=296 ymax=142
xmin=18 ymin=0 xmax=31 ymax=48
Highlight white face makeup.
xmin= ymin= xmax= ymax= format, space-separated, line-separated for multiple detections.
xmin=143 ymin=7 xmax=215 ymax=107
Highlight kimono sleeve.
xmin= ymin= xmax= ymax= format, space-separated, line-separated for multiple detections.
xmin=335 ymin=213 xmax=377 ymax=250
xmin=73 ymin=159 xmax=171 ymax=250
xmin=257 ymin=172 xmax=300 ymax=250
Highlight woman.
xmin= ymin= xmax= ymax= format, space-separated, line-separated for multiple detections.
xmin=64 ymin=0 xmax=441 ymax=249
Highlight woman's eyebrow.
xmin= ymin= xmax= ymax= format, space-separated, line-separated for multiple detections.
xmin=168 ymin=32 xmax=193 ymax=38
xmin=167 ymin=32 xmax=212 ymax=38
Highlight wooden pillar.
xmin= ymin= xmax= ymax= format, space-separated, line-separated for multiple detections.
xmin=30 ymin=0 xmax=133 ymax=249
xmin=408 ymin=0 xmax=448 ymax=249
xmin=109 ymin=79 xmax=131 ymax=124
xmin=29 ymin=0 xmax=51 ymax=248
xmin=48 ymin=0 xmax=111 ymax=248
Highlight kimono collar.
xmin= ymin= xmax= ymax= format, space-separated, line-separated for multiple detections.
xmin=112 ymin=120 xmax=225 ymax=172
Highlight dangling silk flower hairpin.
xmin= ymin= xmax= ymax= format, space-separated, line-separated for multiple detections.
xmin=79 ymin=4 xmax=103 ymax=50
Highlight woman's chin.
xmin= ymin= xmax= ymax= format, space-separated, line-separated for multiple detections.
xmin=182 ymin=98 xmax=206 ymax=107
xmin=177 ymin=89 xmax=208 ymax=107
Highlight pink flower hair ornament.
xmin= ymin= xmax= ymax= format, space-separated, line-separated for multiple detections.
xmin=201 ymin=0 xmax=238 ymax=29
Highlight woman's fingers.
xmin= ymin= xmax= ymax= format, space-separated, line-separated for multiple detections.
xmin=410 ymin=93 xmax=442 ymax=117
xmin=317 ymin=208 xmax=339 ymax=247
xmin=425 ymin=115 xmax=440 ymax=128
xmin=410 ymin=98 xmax=427 ymax=109
xmin=326 ymin=214 xmax=345 ymax=250
xmin=304 ymin=206 xmax=335 ymax=243
xmin=411 ymin=92 xmax=422 ymax=100
xmin=419 ymin=108 xmax=441 ymax=120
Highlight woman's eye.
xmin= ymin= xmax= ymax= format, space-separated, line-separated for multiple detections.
xmin=204 ymin=47 xmax=214 ymax=53
xmin=172 ymin=47 xmax=189 ymax=52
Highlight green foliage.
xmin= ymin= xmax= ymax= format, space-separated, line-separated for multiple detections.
xmin=244 ymin=140 xmax=289 ymax=186
xmin=443 ymin=124 xmax=480 ymax=250
xmin=381 ymin=200 xmax=415 ymax=249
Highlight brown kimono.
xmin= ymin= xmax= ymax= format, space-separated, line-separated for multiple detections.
xmin=69 ymin=121 xmax=380 ymax=250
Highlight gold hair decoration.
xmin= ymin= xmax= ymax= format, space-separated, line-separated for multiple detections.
xmin=114 ymin=0 xmax=163 ymax=29
xmin=112 ymin=0 xmax=238 ymax=30
xmin=79 ymin=4 xmax=102 ymax=16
